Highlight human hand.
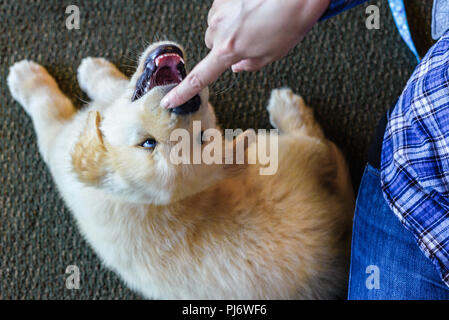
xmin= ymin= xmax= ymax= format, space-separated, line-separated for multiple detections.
xmin=161 ymin=0 xmax=330 ymax=109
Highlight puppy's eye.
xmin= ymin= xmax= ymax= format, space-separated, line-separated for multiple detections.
xmin=140 ymin=138 xmax=157 ymax=149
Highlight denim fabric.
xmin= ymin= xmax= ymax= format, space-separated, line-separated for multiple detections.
xmin=348 ymin=164 xmax=449 ymax=300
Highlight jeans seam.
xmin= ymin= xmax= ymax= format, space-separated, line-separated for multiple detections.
xmin=347 ymin=164 xmax=372 ymax=299
xmin=366 ymin=163 xmax=381 ymax=177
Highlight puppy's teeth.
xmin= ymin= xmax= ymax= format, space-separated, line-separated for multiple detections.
xmin=154 ymin=53 xmax=182 ymax=67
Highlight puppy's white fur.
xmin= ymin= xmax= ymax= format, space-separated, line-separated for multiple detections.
xmin=7 ymin=41 xmax=354 ymax=299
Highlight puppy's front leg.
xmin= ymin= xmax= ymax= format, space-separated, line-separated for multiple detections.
xmin=77 ymin=57 xmax=128 ymax=103
xmin=267 ymin=88 xmax=324 ymax=139
xmin=7 ymin=60 xmax=75 ymax=163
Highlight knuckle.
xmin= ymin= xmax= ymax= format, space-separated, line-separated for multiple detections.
xmin=205 ymin=39 xmax=212 ymax=50
xmin=222 ymin=38 xmax=235 ymax=53
xmin=204 ymin=30 xmax=213 ymax=48
xmin=216 ymin=38 xmax=237 ymax=61
xmin=170 ymin=89 xmax=183 ymax=105
xmin=208 ymin=15 xmax=221 ymax=29
xmin=187 ymin=73 xmax=204 ymax=90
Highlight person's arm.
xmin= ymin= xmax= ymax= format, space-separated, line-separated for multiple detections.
xmin=320 ymin=0 xmax=369 ymax=20
xmin=161 ymin=0 xmax=367 ymax=109
xmin=160 ymin=0 xmax=330 ymax=109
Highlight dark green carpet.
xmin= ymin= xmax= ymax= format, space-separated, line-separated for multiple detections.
xmin=0 ymin=0 xmax=431 ymax=299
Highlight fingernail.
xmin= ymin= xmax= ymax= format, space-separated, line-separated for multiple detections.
xmin=160 ymin=96 xmax=171 ymax=109
xmin=231 ymin=65 xmax=241 ymax=73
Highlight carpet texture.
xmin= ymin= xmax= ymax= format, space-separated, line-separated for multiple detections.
xmin=0 ymin=0 xmax=432 ymax=299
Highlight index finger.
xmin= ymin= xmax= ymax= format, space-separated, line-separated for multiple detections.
xmin=161 ymin=49 xmax=239 ymax=108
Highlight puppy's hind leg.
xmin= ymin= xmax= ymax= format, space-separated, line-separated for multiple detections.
xmin=7 ymin=60 xmax=76 ymax=163
xmin=268 ymin=89 xmax=354 ymax=215
xmin=267 ymin=88 xmax=324 ymax=139
xmin=77 ymin=57 xmax=128 ymax=103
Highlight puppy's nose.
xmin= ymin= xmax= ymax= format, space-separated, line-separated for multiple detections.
xmin=169 ymin=94 xmax=201 ymax=115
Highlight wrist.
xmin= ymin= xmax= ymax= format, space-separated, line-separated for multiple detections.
xmin=304 ymin=0 xmax=331 ymax=18
xmin=290 ymin=0 xmax=331 ymax=28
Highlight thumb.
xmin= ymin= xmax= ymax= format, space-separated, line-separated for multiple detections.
xmin=161 ymin=48 xmax=239 ymax=109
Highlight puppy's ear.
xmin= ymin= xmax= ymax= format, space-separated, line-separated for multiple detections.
xmin=71 ymin=111 xmax=107 ymax=185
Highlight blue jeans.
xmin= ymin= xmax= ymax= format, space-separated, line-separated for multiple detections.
xmin=347 ymin=164 xmax=449 ymax=300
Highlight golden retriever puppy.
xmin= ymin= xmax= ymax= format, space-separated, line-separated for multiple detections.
xmin=7 ymin=41 xmax=354 ymax=299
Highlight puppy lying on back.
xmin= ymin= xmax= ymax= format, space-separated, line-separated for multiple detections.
xmin=7 ymin=41 xmax=354 ymax=299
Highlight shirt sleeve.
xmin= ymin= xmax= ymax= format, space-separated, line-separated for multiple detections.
xmin=320 ymin=0 xmax=370 ymax=20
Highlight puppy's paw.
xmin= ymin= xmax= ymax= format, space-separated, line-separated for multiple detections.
xmin=267 ymin=88 xmax=323 ymax=138
xmin=77 ymin=57 xmax=118 ymax=95
xmin=7 ymin=60 xmax=57 ymax=114
xmin=267 ymin=88 xmax=308 ymax=133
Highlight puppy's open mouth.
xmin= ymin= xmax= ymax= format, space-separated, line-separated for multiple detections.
xmin=132 ymin=45 xmax=185 ymax=101
xmin=132 ymin=44 xmax=201 ymax=115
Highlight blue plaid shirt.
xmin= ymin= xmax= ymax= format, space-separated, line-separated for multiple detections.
xmin=381 ymin=32 xmax=449 ymax=288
